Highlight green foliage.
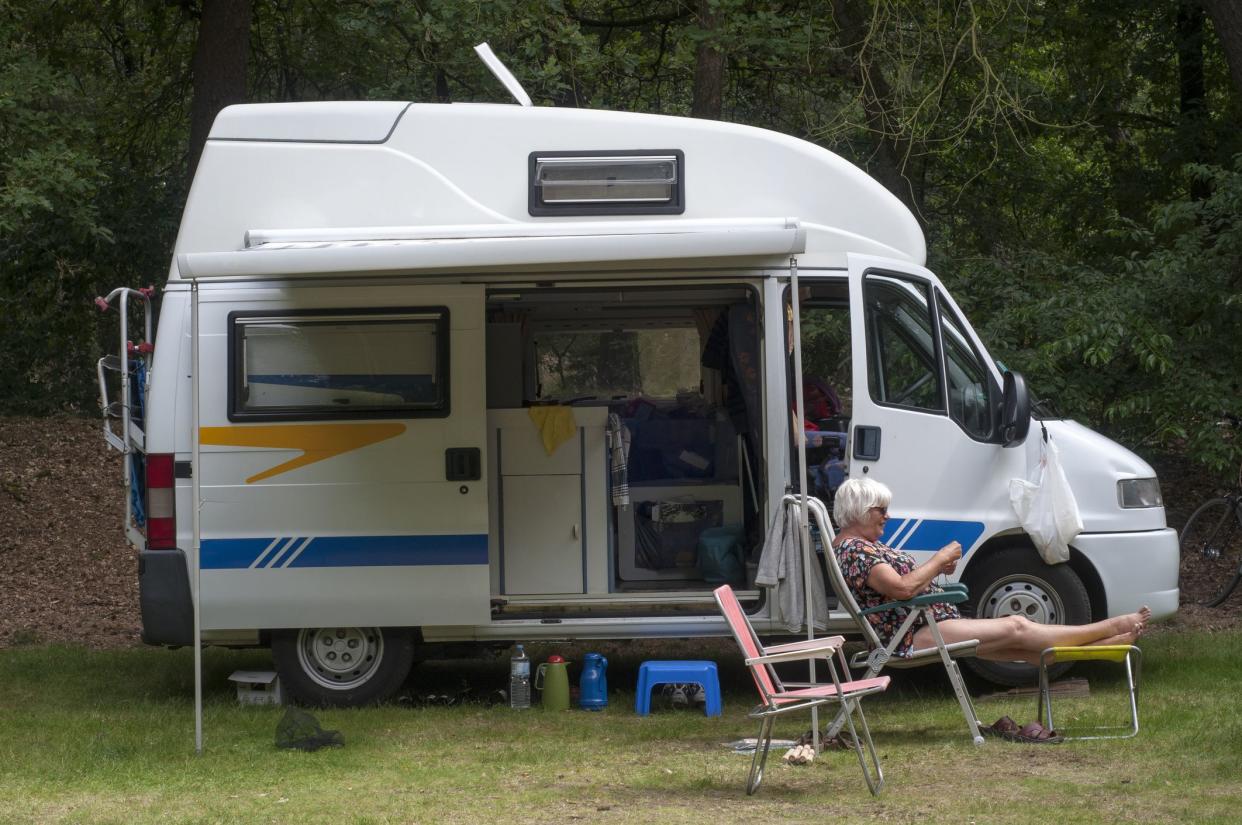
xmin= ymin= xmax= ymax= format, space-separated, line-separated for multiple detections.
xmin=963 ymin=160 xmax=1242 ymax=475
xmin=2 ymin=0 xmax=1241 ymax=475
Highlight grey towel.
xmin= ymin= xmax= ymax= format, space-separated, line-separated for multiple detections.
xmin=755 ymin=498 xmax=829 ymax=633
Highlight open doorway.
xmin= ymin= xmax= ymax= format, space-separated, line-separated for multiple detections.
xmin=485 ymin=283 xmax=764 ymax=598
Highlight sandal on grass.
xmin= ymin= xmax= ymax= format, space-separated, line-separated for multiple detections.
xmin=1015 ymin=721 xmax=1063 ymax=744
xmin=982 ymin=715 xmax=1021 ymax=740
xmin=983 ymin=716 xmax=1064 ymax=744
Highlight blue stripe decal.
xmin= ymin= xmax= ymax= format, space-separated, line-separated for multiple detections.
xmin=201 ymin=534 xmax=489 ymax=569
xmin=891 ymin=519 xmax=920 ymax=548
xmin=877 ymin=518 xmax=985 ymax=554
xmin=879 ymin=519 xmax=908 ymax=545
xmin=901 ymin=520 xmax=985 ymax=554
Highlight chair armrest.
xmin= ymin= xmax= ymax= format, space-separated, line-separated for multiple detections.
xmin=762 ymin=636 xmax=846 ymax=655
xmin=940 ymin=582 xmax=970 ymax=595
xmin=745 ymin=639 xmax=844 ymax=666
xmin=860 ymin=589 xmax=968 ymax=616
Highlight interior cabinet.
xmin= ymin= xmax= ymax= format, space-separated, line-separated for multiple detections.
xmin=501 ymin=475 xmax=583 ymax=595
xmin=487 ymin=408 xmax=608 ymax=596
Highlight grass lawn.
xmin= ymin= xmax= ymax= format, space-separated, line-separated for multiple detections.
xmin=1 ymin=629 xmax=1239 ymax=824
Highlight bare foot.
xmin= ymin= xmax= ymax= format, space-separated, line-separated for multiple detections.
xmin=1088 ymin=627 xmax=1141 ymax=646
xmin=1108 ymin=607 xmax=1150 ymax=638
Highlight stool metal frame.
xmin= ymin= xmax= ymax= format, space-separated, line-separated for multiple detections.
xmin=1037 ymin=645 xmax=1142 ymax=740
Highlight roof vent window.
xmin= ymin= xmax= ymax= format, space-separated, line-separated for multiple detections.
xmin=529 ymin=150 xmax=684 ymax=216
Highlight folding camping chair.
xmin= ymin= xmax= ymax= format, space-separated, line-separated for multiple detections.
xmin=793 ymin=495 xmax=986 ymax=746
xmin=713 ymin=584 xmax=891 ymax=795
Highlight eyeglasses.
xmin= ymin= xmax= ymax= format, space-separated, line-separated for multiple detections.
xmin=869 ymin=506 xmax=888 ymax=517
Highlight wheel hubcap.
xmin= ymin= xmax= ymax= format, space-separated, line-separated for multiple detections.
xmin=296 ymin=627 xmax=384 ymax=690
xmin=978 ymin=576 xmax=1063 ymax=625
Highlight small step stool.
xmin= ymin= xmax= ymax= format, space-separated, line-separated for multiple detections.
xmin=229 ymin=670 xmax=283 ymax=706
xmin=1037 ymin=645 xmax=1141 ymax=740
xmin=635 ymin=660 xmax=722 ymax=717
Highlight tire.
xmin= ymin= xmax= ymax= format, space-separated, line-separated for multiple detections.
xmin=1179 ymin=497 xmax=1242 ymax=607
xmin=272 ymin=627 xmax=414 ymax=707
xmin=962 ymin=546 xmax=1092 ymax=688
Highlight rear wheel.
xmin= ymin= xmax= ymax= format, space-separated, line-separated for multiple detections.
xmin=272 ymin=626 xmax=414 ymax=707
xmin=1180 ymin=497 xmax=1242 ymax=607
xmin=962 ymin=546 xmax=1092 ymax=687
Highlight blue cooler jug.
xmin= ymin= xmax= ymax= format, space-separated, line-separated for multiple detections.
xmin=579 ymin=653 xmax=609 ymax=710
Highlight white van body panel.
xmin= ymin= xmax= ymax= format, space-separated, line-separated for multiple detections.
xmin=173 ymin=103 xmax=924 ymax=272
xmin=184 ymin=282 xmax=490 ymax=629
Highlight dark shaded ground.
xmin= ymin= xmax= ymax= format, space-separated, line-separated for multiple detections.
xmin=0 ymin=415 xmax=1237 ymax=650
xmin=0 ymin=415 xmax=140 ymax=648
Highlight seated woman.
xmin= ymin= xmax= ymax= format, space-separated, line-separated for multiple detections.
xmin=832 ymin=478 xmax=1149 ymax=665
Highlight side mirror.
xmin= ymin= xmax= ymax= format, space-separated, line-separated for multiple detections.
xmin=999 ymin=371 xmax=1031 ymax=447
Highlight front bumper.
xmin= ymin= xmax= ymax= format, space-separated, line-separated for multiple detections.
xmin=1072 ymin=528 xmax=1179 ymax=619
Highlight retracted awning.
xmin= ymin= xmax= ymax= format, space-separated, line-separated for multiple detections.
xmin=176 ymin=218 xmax=805 ymax=280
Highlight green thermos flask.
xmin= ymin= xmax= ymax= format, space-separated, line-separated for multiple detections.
xmin=535 ymin=654 xmax=571 ymax=711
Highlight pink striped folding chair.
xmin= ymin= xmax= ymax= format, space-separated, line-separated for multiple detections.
xmin=713 ymin=585 xmax=891 ymax=795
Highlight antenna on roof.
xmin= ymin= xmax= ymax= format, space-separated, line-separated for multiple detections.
xmin=474 ymin=42 xmax=533 ymax=107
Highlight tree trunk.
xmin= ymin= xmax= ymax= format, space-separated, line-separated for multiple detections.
xmin=690 ymin=0 xmax=724 ymax=119
xmin=188 ymin=0 xmax=252 ymax=177
xmin=829 ymin=0 xmax=918 ymax=215
xmin=1203 ymin=0 xmax=1242 ymax=102
xmin=1177 ymin=0 xmax=1211 ymax=198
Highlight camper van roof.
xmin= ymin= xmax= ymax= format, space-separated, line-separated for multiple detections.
xmin=172 ymin=102 xmax=925 ymax=279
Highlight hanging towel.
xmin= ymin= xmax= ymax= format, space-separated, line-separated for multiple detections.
xmin=606 ymin=413 xmax=631 ymax=506
xmin=755 ymin=499 xmax=829 ymax=633
xmin=528 ymin=406 xmax=577 ymax=456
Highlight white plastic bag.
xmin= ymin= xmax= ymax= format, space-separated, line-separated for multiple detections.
xmin=1009 ymin=435 xmax=1083 ymax=565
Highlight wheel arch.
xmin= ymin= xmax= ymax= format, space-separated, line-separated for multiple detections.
xmin=962 ymin=532 xmax=1107 ymax=621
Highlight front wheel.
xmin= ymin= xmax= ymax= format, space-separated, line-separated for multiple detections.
xmin=272 ymin=627 xmax=414 ymax=707
xmin=1180 ymin=497 xmax=1242 ymax=607
xmin=962 ymin=546 xmax=1092 ymax=687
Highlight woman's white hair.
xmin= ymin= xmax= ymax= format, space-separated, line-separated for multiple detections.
xmin=833 ymin=478 xmax=893 ymax=528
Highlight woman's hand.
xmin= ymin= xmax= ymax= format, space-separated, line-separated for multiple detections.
xmin=935 ymin=541 xmax=962 ymax=575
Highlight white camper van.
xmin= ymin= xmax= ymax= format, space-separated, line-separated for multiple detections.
xmin=96 ymin=96 xmax=1179 ymax=706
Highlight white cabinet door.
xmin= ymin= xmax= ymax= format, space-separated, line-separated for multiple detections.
xmin=502 ymin=474 xmax=584 ymax=595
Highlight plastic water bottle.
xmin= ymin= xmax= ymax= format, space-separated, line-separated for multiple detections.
xmin=509 ymin=644 xmax=531 ymax=709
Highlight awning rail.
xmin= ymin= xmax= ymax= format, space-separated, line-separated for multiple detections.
xmin=176 ymin=218 xmax=805 ymax=280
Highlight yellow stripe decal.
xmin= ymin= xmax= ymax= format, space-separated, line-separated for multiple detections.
xmin=199 ymin=423 xmax=406 ymax=483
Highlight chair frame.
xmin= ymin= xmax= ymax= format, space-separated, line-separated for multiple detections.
xmin=1036 ymin=644 xmax=1142 ymax=740
xmin=790 ymin=495 xmax=986 ymax=746
xmin=714 ymin=584 xmax=890 ymax=795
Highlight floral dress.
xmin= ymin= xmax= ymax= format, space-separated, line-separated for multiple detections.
xmin=834 ymin=536 xmax=960 ymax=658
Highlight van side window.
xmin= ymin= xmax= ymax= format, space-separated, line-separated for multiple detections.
xmin=936 ymin=292 xmax=993 ymax=439
xmin=863 ymin=274 xmax=945 ymax=413
xmin=533 ymin=327 xmax=701 ymax=401
xmin=229 ymin=309 xmax=449 ymax=421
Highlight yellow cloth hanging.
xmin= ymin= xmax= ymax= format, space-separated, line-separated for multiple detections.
xmin=528 ymin=406 xmax=577 ymax=455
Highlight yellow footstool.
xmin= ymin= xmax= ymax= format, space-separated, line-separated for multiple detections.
xmin=1037 ymin=645 xmax=1141 ymax=740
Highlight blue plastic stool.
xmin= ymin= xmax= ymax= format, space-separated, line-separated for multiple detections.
xmin=635 ymin=660 xmax=722 ymax=717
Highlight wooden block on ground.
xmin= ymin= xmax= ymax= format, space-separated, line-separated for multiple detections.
xmin=978 ymin=677 xmax=1090 ymax=702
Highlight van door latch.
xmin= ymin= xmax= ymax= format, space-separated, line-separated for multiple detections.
xmin=853 ymin=426 xmax=882 ymax=461
xmin=445 ymin=447 xmax=481 ymax=481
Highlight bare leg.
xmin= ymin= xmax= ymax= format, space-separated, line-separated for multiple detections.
xmin=910 ymin=608 xmax=1150 ymax=666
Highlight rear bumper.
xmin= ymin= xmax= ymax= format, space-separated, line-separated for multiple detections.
xmin=138 ymin=549 xmax=195 ymax=646
xmin=1073 ymin=528 xmax=1179 ymax=619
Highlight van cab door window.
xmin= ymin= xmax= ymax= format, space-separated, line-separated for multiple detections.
xmin=863 ymin=273 xmax=945 ymax=413
xmin=936 ymin=291 xmax=993 ymax=440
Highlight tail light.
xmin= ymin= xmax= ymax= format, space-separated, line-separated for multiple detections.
xmin=146 ymin=453 xmax=176 ymax=549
